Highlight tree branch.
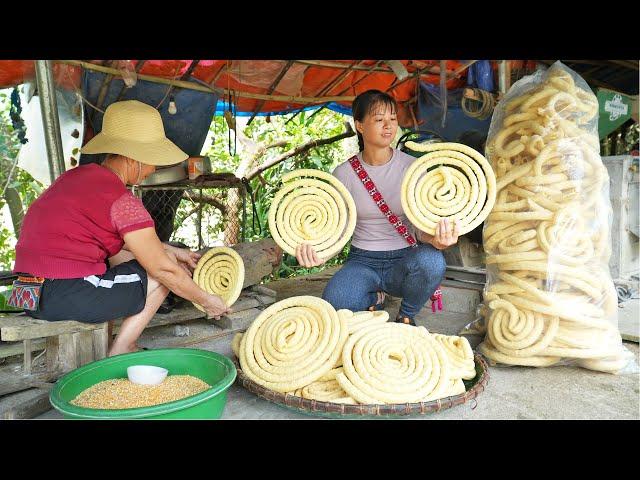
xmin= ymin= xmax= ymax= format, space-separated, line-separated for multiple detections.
xmin=186 ymin=194 xmax=226 ymax=213
xmin=246 ymin=122 xmax=355 ymax=180
xmin=3 ymin=187 xmax=24 ymax=238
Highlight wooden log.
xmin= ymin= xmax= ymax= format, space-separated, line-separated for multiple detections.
xmin=196 ymin=238 xmax=282 ymax=290
xmin=232 ymin=239 xmax=282 ymax=289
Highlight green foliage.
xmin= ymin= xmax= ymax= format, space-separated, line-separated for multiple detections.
xmin=0 ymin=87 xmax=43 ymax=271
xmin=203 ymin=109 xmax=359 ymax=280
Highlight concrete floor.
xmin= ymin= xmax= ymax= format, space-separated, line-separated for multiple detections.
xmin=36 ymin=268 xmax=640 ymax=420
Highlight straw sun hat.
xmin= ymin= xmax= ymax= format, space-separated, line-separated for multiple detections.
xmin=81 ymin=100 xmax=188 ymax=166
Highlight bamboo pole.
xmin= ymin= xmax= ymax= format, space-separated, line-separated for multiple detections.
xmin=57 ymin=60 xmax=356 ymax=104
xmin=296 ymin=60 xmax=394 ymax=72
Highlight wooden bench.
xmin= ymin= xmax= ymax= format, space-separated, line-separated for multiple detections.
xmin=0 ymin=314 xmax=108 ymax=377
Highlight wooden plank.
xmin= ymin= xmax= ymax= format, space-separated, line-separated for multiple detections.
xmin=1 ymin=316 xmax=108 ymax=341
xmin=93 ymin=324 xmax=108 ymax=360
xmin=213 ymin=308 xmax=261 ymax=330
xmin=253 ymin=295 xmax=276 ymax=307
xmin=169 ymin=328 xmax=243 ymax=348
xmin=23 ymin=339 xmax=32 ymax=375
xmin=46 ymin=336 xmax=60 ymax=376
xmin=112 ymin=305 xmax=205 ymax=334
xmin=76 ymin=331 xmax=94 ymax=367
xmin=0 ymin=373 xmax=55 ymax=397
xmin=0 ymin=315 xmax=36 ymax=328
xmin=58 ymin=333 xmax=77 ymax=374
xmin=229 ymin=298 xmax=260 ymax=313
xmin=1 ymin=389 xmax=52 ymax=419
xmin=111 ymin=294 xmax=262 ymax=334
xmin=249 ymin=285 xmax=278 ymax=298
xmin=0 ymin=338 xmax=45 ymax=359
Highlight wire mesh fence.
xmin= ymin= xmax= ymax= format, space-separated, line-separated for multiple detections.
xmin=135 ymin=184 xmax=247 ymax=249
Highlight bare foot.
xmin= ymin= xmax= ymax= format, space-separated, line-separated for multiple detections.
xmin=107 ymin=344 xmax=146 ymax=357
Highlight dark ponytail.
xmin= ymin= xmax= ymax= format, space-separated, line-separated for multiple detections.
xmin=351 ymin=89 xmax=398 ymax=152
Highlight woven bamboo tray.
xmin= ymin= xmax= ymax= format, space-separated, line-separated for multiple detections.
xmin=233 ymin=353 xmax=489 ymax=418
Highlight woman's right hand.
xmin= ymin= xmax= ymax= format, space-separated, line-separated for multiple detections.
xmin=200 ymin=293 xmax=231 ymax=320
xmin=295 ymin=243 xmax=326 ymax=268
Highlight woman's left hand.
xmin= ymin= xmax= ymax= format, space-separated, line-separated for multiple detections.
xmin=165 ymin=245 xmax=201 ymax=271
xmin=424 ymin=218 xmax=460 ymax=250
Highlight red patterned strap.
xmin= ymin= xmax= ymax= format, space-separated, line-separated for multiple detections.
xmin=347 ymin=156 xmax=417 ymax=248
xmin=347 ymin=155 xmax=444 ymax=313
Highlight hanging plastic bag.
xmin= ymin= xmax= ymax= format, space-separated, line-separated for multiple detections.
xmin=472 ymin=61 xmax=637 ymax=374
xmin=467 ymin=60 xmax=495 ymax=92
xmin=116 ymin=60 xmax=138 ymax=88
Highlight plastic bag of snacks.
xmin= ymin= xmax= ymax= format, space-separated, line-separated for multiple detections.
xmin=476 ymin=61 xmax=636 ymax=374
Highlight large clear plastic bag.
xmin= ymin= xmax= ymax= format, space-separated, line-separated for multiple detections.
xmin=473 ymin=61 xmax=637 ymax=374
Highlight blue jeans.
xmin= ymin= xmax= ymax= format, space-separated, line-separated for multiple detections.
xmin=322 ymin=243 xmax=446 ymax=320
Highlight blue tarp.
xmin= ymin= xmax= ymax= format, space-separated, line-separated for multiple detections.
xmin=415 ymin=82 xmax=492 ymax=150
xmin=214 ymin=100 xmax=352 ymax=117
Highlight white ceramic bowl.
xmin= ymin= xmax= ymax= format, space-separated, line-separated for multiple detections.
xmin=127 ymin=365 xmax=169 ymax=386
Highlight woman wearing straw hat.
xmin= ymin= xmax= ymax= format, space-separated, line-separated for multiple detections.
xmin=12 ymin=100 xmax=230 ymax=356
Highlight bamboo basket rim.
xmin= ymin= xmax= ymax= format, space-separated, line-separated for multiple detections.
xmin=233 ymin=353 xmax=490 ymax=418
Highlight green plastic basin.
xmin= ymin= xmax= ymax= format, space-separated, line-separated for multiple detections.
xmin=50 ymin=348 xmax=236 ymax=419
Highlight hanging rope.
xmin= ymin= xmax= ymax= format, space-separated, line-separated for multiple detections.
xmin=462 ymin=88 xmax=495 ymax=120
xmin=225 ymin=89 xmax=237 ymax=157
xmin=241 ymin=176 xmax=262 ymax=235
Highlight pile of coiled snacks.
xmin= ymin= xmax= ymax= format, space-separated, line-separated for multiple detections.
xmin=232 ymin=296 xmax=476 ymax=405
xmin=192 ymin=246 xmax=244 ymax=312
xmin=401 ymin=142 xmax=496 ymax=236
xmin=268 ymin=169 xmax=357 ymax=261
xmin=479 ymin=62 xmax=634 ymax=373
